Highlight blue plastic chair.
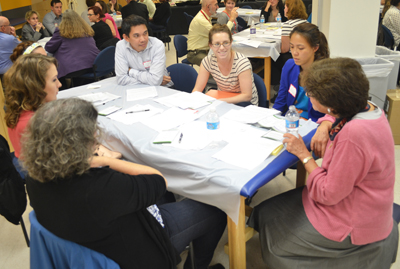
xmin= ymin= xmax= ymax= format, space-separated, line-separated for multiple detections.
xmin=237 ymin=16 xmax=248 ymax=31
xmin=394 ymin=203 xmax=400 ymax=224
xmin=167 ymin=64 xmax=198 ymax=93
xmin=29 ymin=211 xmax=120 ymax=269
xmin=253 ymin=73 xmax=267 ymax=108
xmin=173 ymin=35 xmax=192 ymax=65
xmin=382 ymin=25 xmax=395 ymax=50
xmin=241 ymin=5 xmax=252 ymax=9
xmin=184 ymin=12 xmax=194 ymax=27
xmin=80 ymin=46 xmax=116 ymax=81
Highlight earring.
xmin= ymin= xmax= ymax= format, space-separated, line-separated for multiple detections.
xmin=327 ymin=108 xmax=331 ymax=113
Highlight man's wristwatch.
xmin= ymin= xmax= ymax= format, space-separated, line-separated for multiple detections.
xmin=302 ymin=156 xmax=313 ymax=165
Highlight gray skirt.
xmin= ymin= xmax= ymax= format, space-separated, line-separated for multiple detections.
xmin=248 ymin=187 xmax=399 ymax=269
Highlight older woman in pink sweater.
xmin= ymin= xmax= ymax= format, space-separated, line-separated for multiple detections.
xmin=248 ymin=57 xmax=398 ymax=268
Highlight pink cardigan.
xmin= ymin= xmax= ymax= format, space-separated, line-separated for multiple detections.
xmin=303 ymin=109 xmax=395 ymax=245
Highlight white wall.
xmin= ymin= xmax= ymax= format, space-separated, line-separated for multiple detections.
xmin=312 ymin=0 xmax=380 ymax=58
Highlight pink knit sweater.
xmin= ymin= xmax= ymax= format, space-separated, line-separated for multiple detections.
xmin=303 ymin=109 xmax=395 ymax=245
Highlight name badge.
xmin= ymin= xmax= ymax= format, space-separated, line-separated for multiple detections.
xmin=143 ymin=60 xmax=151 ymax=69
xmin=288 ymin=84 xmax=297 ymax=98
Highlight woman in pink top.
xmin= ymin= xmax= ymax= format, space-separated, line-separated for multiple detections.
xmin=4 ymin=54 xmax=61 ymax=177
xmin=95 ymin=0 xmax=121 ymax=40
xmin=248 ymin=58 xmax=398 ymax=268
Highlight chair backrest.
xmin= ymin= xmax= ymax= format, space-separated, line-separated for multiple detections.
xmin=382 ymin=24 xmax=394 ymax=49
xmin=393 ymin=203 xmax=400 ymax=224
xmin=241 ymin=5 xmax=252 ymax=9
xmin=93 ymin=46 xmax=116 ymax=77
xmin=174 ymin=35 xmax=188 ymax=59
xmin=237 ymin=17 xmax=248 ymax=31
xmin=184 ymin=12 xmax=194 ymax=27
xmin=29 ymin=211 xmax=120 ymax=269
xmin=253 ymin=73 xmax=267 ymax=108
xmin=167 ymin=64 xmax=198 ymax=93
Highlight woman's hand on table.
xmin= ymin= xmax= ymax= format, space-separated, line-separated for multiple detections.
xmin=311 ymin=121 xmax=332 ymax=158
xmin=283 ymin=133 xmax=310 ymax=161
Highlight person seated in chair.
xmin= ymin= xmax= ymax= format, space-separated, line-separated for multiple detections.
xmin=21 ymin=11 xmax=51 ymax=42
xmin=22 ymin=97 xmax=227 ymax=269
xmin=10 ymin=41 xmax=47 ymax=63
xmin=192 ymin=24 xmax=258 ymax=106
xmin=115 ymin=15 xmax=172 ymax=87
xmin=88 ymin=6 xmax=119 ymax=50
xmin=248 ymin=57 xmax=399 ymax=269
xmin=149 ymin=0 xmax=171 ymax=32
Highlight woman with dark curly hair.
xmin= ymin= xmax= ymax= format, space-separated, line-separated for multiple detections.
xmin=249 ymin=57 xmax=399 ymax=268
xmin=22 ymin=98 xmax=227 ymax=269
xmin=4 ymin=54 xmax=60 ymax=176
xmin=10 ymin=41 xmax=47 ymax=62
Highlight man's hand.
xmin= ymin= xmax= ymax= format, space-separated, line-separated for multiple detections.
xmin=10 ymin=26 xmax=16 ymax=37
xmin=161 ymin=75 xmax=171 ymax=85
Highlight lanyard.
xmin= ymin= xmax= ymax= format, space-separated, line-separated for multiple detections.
xmin=223 ymin=10 xmax=237 ymax=29
xmin=201 ymin=10 xmax=210 ymax=22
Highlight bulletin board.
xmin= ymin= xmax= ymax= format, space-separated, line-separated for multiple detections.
xmin=0 ymin=0 xmax=32 ymax=12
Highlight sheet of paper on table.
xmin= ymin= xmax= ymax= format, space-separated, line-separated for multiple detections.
xmin=155 ymin=91 xmax=215 ymax=109
xmin=213 ymin=137 xmax=282 ymax=170
xmin=126 ymin=86 xmax=158 ymax=101
xmin=77 ymin=92 xmax=121 ymax=106
xmin=141 ymin=107 xmax=199 ymax=132
xmin=258 ymin=115 xmax=314 ymax=133
xmin=222 ymin=105 xmax=281 ymax=124
xmin=238 ymin=39 xmax=263 ymax=48
xmin=165 ymin=121 xmax=213 ymax=150
xmin=107 ymin=104 xmax=163 ymax=125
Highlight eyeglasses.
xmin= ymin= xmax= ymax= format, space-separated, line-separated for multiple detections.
xmin=87 ymin=13 xmax=95 ymax=16
xmin=305 ymin=92 xmax=313 ymax=98
xmin=211 ymin=41 xmax=231 ymax=48
xmin=0 ymin=25 xmax=10 ymax=27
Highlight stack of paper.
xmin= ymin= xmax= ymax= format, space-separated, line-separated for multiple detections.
xmin=141 ymin=107 xmax=199 ymax=132
xmin=78 ymin=92 xmax=121 ymax=106
xmin=222 ymin=105 xmax=280 ymax=124
xmin=126 ymin=86 xmax=158 ymax=101
xmin=155 ymin=92 xmax=215 ymax=109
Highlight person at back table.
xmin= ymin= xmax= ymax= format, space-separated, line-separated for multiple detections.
xmin=108 ymin=0 xmax=123 ymax=15
xmin=42 ymin=0 xmax=63 ymax=35
xmin=383 ymin=0 xmax=400 ymax=48
xmin=192 ymin=24 xmax=258 ymax=105
xmin=0 ymin=16 xmax=20 ymax=75
xmin=216 ymin=0 xmax=239 ymax=34
xmin=149 ymin=0 xmax=171 ymax=31
xmin=88 ymin=6 xmax=118 ymax=50
xmin=260 ymin=0 xmax=287 ymax=23
xmin=115 ymin=15 xmax=172 ymax=87
xmin=45 ymin=9 xmax=99 ymax=89
xmin=95 ymin=0 xmax=121 ymax=40
xmin=139 ymin=0 xmax=156 ymax=20
xmin=121 ymin=0 xmax=149 ymax=22
xmin=187 ymin=0 xmax=219 ymax=66
xmin=21 ymin=11 xmax=50 ymax=41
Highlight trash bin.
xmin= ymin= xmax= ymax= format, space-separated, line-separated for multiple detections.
xmin=375 ymin=46 xmax=400 ymax=90
xmin=354 ymin=57 xmax=394 ymax=109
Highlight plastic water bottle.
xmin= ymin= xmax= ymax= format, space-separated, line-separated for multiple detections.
xmin=285 ymin=105 xmax=299 ymax=138
xmin=276 ymin=13 xmax=282 ymax=28
xmin=250 ymin=20 xmax=256 ymax=39
xmin=206 ymin=107 xmax=220 ymax=148
xmin=260 ymin=14 xmax=265 ymax=30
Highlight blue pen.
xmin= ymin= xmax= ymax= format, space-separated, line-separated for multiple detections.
xmin=178 ymin=133 xmax=183 ymax=143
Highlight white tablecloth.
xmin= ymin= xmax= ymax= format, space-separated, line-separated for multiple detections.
xmin=58 ymin=77 xmax=316 ymax=223
xmin=216 ymin=7 xmax=261 ymax=22
xmin=232 ymin=25 xmax=281 ymax=61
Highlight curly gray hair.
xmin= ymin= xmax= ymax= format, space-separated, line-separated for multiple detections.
xmin=20 ymin=98 xmax=101 ymax=182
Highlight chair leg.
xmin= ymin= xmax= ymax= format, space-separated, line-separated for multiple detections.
xmin=20 ymin=217 xmax=30 ymax=247
xmin=189 ymin=241 xmax=196 ymax=269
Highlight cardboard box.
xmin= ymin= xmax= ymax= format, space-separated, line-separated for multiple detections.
xmin=385 ymin=89 xmax=400 ymax=145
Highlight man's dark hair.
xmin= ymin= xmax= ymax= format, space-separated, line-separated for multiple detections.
xmin=391 ymin=0 xmax=400 ymax=6
xmin=50 ymin=0 xmax=62 ymax=6
xmin=86 ymin=0 xmax=97 ymax=7
xmin=121 ymin=15 xmax=148 ymax=37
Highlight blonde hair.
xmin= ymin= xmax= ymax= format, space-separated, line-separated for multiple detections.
xmin=25 ymin=10 xmax=40 ymax=22
xmin=59 ymin=9 xmax=94 ymax=38
xmin=285 ymin=0 xmax=308 ymax=20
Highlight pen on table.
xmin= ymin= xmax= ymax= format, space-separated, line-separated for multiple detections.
xmin=178 ymin=133 xmax=183 ymax=143
xmin=126 ymin=109 xmax=150 ymax=114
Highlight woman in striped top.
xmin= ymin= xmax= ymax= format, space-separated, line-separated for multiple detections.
xmin=281 ymin=0 xmax=308 ymax=53
xmin=192 ymin=24 xmax=258 ymax=106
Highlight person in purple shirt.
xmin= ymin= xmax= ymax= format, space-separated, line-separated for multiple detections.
xmin=45 ymin=9 xmax=99 ymax=89
xmin=0 ymin=16 xmax=21 ymax=75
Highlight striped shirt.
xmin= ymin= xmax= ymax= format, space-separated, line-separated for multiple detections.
xmin=281 ymin=19 xmax=307 ymax=37
xmin=202 ymin=51 xmax=258 ymax=105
